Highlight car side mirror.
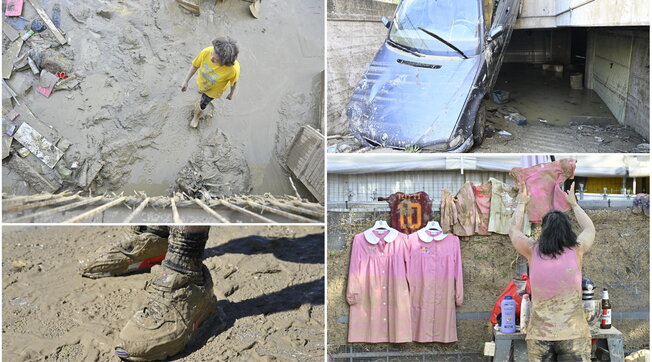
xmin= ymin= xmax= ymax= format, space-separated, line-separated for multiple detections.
xmin=487 ymin=25 xmax=504 ymax=42
xmin=381 ymin=16 xmax=390 ymax=28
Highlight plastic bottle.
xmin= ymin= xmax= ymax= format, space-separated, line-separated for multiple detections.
xmin=520 ymin=294 xmax=530 ymax=333
xmin=500 ymin=295 xmax=517 ymax=333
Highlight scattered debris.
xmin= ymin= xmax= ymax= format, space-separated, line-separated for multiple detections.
xmin=3 ymin=39 xmax=24 ymax=79
xmin=2 ymin=135 xmax=13 ymax=159
xmin=2 ymin=22 xmax=20 ymax=41
xmin=491 ymin=90 xmax=510 ymax=104
xmin=37 ymin=69 xmax=59 ymax=97
xmin=505 ymin=112 xmax=527 ymax=126
xmin=6 ymin=124 xmax=17 ymax=136
xmin=27 ymin=0 xmax=67 ymax=45
xmin=5 ymin=0 xmax=24 ymax=16
xmin=538 ymin=118 xmax=548 ymax=124
xmin=498 ymin=130 xmax=512 ymax=136
xmin=17 ymin=147 xmax=31 ymax=157
xmin=76 ymin=158 xmax=105 ymax=189
xmin=13 ymin=122 xmax=64 ymax=168
xmin=4 ymin=16 xmax=29 ymax=30
xmin=594 ymin=136 xmax=604 ymax=143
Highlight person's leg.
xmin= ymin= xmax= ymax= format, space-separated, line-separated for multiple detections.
xmin=115 ymin=226 xmax=219 ymax=361
xmin=526 ymin=339 xmax=556 ymax=362
xmin=191 ymin=94 xmax=214 ymax=127
xmin=80 ymin=225 xmax=169 ymax=278
xmin=555 ymin=337 xmax=591 ymax=362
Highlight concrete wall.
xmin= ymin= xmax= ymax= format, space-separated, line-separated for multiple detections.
xmin=327 ymin=209 xmax=650 ymax=358
xmin=586 ymin=28 xmax=649 ymax=135
xmin=327 ymin=0 xmax=397 ymax=135
xmin=516 ymin=0 xmax=650 ymax=29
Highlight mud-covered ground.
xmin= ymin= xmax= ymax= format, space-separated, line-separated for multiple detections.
xmin=3 ymin=225 xmax=325 ymax=361
xmin=327 ymin=209 xmax=649 ymax=356
xmin=2 ymin=0 xmax=323 ymax=197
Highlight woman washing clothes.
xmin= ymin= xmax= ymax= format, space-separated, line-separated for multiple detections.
xmin=508 ymin=182 xmax=596 ymax=362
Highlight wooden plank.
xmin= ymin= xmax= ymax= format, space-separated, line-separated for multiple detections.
xmin=237 ymin=198 xmax=315 ymax=223
xmin=2 ymin=192 xmax=68 ymax=206
xmin=219 ymin=200 xmax=275 ymax=223
xmin=2 ymin=22 xmax=20 ymax=41
xmin=3 ymin=39 xmax=23 ymax=79
xmin=27 ymin=0 xmax=67 ymax=45
xmin=193 ymin=198 xmax=229 ymax=223
xmin=3 ymin=193 xmax=78 ymax=213
xmin=171 ymin=197 xmax=182 ymax=223
xmin=6 ymin=196 xmax=103 ymax=222
xmin=64 ymin=197 xmax=126 ymax=223
xmin=123 ymin=197 xmax=149 ymax=223
xmin=266 ymin=198 xmax=323 ymax=219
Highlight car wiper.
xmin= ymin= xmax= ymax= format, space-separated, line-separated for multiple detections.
xmin=417 ymin=27 xmax=468 ymax=59
xmin=387 ymin=39 xmax=423 ymax=58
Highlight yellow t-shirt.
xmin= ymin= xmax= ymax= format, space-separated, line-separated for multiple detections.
xmin=192 ymin=46 xmax=240 ymax=99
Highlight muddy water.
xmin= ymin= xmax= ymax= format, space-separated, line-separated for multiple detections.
xmin=4 ymin=0 xmax=323 ymax=196
xmin=494 ymin=63 xmax=613 ymax=126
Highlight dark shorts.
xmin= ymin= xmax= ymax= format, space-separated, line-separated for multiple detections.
xmin=527 ymin=337 xmax=591 ymax=362
xmin=200 ymin=93 xmax=214 ymax=110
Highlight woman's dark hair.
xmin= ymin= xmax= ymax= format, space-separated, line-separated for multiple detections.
xmin=538 ymin=210 xmax=578 ymax=258
xmin=212 ymin=37 xmax=239 ymax=66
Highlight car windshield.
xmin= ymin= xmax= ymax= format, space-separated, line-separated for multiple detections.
xmin=388 ymin=0 xmax=482 ymax=57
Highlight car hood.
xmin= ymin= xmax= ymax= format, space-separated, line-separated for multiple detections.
xmin=347 ymin=43 xmax=483 ymax=148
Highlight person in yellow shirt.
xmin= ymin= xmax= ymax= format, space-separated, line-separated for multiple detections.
xmin=181 ymin=37 xmax=240 ymax=127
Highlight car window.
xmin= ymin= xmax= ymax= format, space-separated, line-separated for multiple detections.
xmin=389 ymin=0 xmax=482 ymax=57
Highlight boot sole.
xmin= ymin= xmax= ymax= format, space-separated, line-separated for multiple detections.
xmin=115 ymin=297 xmax=220 ymax=361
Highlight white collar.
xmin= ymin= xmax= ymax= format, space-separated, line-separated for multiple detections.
xmin=363 ymin=228 xmax=399 ymax=244
xmin=417 ymin=228 xmax=447 ymax=242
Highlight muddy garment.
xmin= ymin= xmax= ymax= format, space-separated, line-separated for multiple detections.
xmin=380 ymin=192 xmax=433 ymax=234
xmin=439 ymin=189 xmax=457 ymax=234
xmin=407 ymin=229 xmax=463 ymax=343
xmin=473 ymin=182 xmax=492 ymax=235
xmin=510 ymin=159 xmax=576 ymax=223
xmin=452 ymin=182 xmax=476 ymax=237
xmin=487 ymin=178 xmax=532 ymax=236
xmin=346 ymin=228 xmax=412 ymax=343
xmin=526 ymin=337 xmax=591 ymax=362
xmin=526 ymin=245 xmax=590 ymax=341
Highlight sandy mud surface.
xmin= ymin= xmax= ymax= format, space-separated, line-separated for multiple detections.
xmin=3 ymin=225 xmax=325 ymax=361
xmin=3 ymin=0 xmax=324 ymax=197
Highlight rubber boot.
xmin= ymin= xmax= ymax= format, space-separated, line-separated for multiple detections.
xmin=190 ymin=102 xmax=203 ymax=128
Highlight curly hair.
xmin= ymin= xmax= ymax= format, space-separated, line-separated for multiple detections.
xmin=212 ymin=37 xmax=239 ymax=66
xmin=538 ymin=210 xmax=579 ymax=258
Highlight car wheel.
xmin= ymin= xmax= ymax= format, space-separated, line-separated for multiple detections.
xmin=472 ymin=102 xmax=486 ymax=146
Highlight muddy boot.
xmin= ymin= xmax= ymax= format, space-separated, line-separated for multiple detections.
xmin=190 ymin=102 xmax=203 ymax=128
xmin=79 ymin=227 xmax=169 ymax=279
xmin=114 ymin=264 xmax=218 ymax=361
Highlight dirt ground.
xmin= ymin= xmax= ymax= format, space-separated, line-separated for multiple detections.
xmin=3 ymin=225 xmax=325 ymax=361
xmin=327 ymin=209 xmax=649 ymax=356
xmin=2 ymin=0 xmax=323 ymax=197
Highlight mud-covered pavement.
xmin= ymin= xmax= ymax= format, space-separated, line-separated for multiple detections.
xmin=3 ymin=225 xmax=325 ymax=361
xmin=3 ymin=0 xmax=324 ymax=196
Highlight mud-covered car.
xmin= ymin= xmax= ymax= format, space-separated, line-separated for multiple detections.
xmin=347 ymin=0 xmax=520 ymax=152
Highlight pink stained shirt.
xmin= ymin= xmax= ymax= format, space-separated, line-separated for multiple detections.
xmin=346 ymin=229 xmax=412 ymax=343
xmin=510 ymin=159 xmax=576 ymax=223
xmin=473 ymin=182 xmax=492 ymax=235
xmin=406 ymin=230 xmax=463 ymax=343
xmin=527 ymin=246 xmax=590 ymax=341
